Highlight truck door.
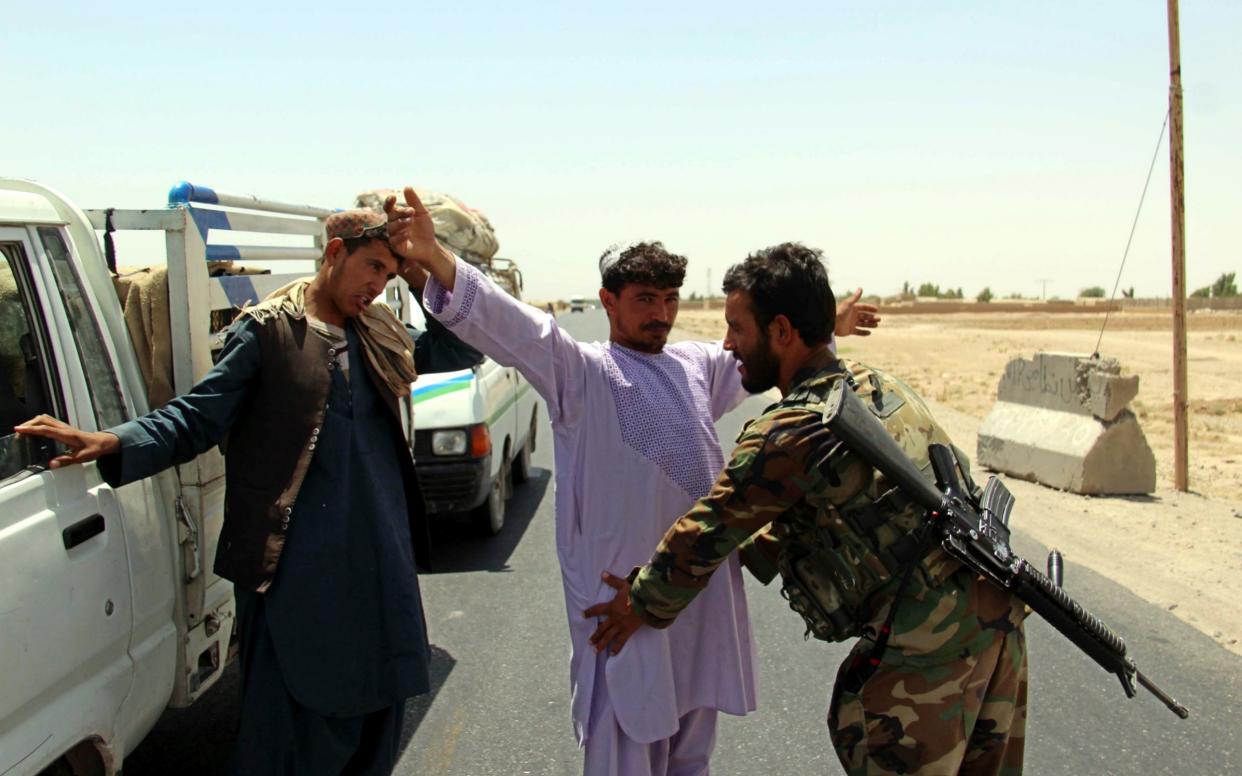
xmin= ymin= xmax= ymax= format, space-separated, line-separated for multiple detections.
xmin=0 ymin=230 xmax=134 ymax=767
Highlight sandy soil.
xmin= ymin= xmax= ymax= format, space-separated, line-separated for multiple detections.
xmin=673 ymin=307 xmax=1242 ymax=657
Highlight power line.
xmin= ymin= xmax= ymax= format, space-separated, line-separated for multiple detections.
xmin=1093 ymin=108 xmax=1171 ymax=358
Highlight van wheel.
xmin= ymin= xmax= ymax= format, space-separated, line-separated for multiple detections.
xmin=472 ymin=467 xmax=506 ymax=536
xmin=512 ymin=410 xmax=537 ymax=484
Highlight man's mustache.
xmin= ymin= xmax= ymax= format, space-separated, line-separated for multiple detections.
xmin=641 ymin=323 xmax=671 ymax=333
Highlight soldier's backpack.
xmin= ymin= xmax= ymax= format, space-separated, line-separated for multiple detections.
xmin=774 ymin=362 xmax=967 ymax=642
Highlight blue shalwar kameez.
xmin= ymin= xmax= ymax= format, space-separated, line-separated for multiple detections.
xmin=101 ymin=318 xmax=431 ymax=775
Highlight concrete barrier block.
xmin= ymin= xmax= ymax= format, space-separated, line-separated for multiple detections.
xmin=978 ymin=352 xmax=1155 ymax=494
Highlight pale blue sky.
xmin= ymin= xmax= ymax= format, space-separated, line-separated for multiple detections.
xmin=3 ymin=1 xmax=1238 ymax=300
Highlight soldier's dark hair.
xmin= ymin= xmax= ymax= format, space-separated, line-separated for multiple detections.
xmin=599 ymin=241 xmax=687 ymax=294
xmin=721 ymin=242 xmax=836 ymax=346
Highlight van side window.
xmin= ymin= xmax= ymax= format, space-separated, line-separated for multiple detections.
xmin=0 ymin=242 xmax=58 ymax=479
xmin=39 ymin=227 xmax=127 ymax=428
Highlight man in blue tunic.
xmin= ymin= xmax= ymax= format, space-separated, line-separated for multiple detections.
xmin=16 ymin=201 xmax=476 ymax=774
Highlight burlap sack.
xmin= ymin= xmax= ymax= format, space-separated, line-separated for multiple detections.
xmin=112 ymin=267 xmax=175 ymax=408
xmin=355 ymin=188 xmax=499 ymax=263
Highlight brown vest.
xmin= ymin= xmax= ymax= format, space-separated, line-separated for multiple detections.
xmin=214 ymin=312 xmax=430 ymax=591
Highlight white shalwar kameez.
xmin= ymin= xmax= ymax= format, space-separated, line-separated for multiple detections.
xmin=424 ymin=259 xmax=758 ymax=775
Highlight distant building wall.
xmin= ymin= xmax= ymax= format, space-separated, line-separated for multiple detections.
xmin=877 ymin=299 xmax=1120 ymax=315
xmin=1118 ymin=297 xmax=1242 ymax=311
xmin=871 ymin=297 xmax=1242 ymax=314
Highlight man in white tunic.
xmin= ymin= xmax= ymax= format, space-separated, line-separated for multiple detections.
xmin=383 ymin=188 xmax=878 ymax=775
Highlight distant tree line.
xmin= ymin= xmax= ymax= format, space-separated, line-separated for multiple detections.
xmin=890 ymin=274 xmax=1235 ymax=303
xmin=1191 ymin=272 xmax=1237 ymax=299
xmin=1075 ymin=286 xmax=1134 ymax=299
xmin=901 ymin=281 xmax=965 ymax=299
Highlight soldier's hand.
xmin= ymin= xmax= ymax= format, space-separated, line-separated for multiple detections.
xmin=584 ymin=571 xmax=645 ymax=655
xmin=13 ymin=414 xmax=120 ymax=469
xmin=836 ymin=288 xmax=881 ymax=337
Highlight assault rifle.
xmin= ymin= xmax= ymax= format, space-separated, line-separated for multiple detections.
xmin=823 ymin=381 xmax=1189 ymax=719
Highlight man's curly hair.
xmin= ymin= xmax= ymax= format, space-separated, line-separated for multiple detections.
xmin=599 ymin=241 xmax=687 ymax=294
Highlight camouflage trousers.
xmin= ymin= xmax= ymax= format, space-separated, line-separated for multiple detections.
xmin=827 ymin=592 xmax=1028 ymax=775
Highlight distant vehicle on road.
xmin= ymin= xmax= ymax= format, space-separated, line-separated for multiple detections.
xmin=569 ymin=296 xmax=588 ymax=312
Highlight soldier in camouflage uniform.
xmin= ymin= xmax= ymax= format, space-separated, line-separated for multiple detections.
xmin=586 ymin=243 xmax=1028 ymax=775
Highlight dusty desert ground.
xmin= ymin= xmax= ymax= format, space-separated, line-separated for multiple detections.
xmin=673 ymin=306 xmax=1242 ymax=656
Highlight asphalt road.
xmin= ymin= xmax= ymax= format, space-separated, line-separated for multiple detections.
xmin=126 ymin=307 xmax=1239 ymax=775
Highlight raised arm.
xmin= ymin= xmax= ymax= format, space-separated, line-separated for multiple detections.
xmin=424 ymin=258 xmax=590 ymax=424
xmin=385 ymin=187 xmax=589 ymax=424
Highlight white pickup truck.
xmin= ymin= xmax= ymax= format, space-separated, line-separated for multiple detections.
xmin=0 ymin=179 xmax=537 ymax=775
xmin=407 ymin=258 xmax=540 ymax=535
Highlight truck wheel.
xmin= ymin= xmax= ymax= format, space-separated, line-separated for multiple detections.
xmin=472 ymin=468 xmax=506 ymax=536
xmin=512 ymin=410 xmax=537 ymax=484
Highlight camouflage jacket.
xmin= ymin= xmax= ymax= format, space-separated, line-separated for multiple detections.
xmin=629 ymin=355 xmax=1025 ymax=665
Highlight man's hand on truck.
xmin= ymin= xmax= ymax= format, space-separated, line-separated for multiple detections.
xmin=13 ymin=414 xmax=120 ymax=468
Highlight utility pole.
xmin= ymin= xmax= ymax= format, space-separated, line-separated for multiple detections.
xmin=1037 ymin=278 xmax=1050 ymax=300
xmin=706 ymin=267 xmax=712 ymax=309
xmin=1168 ymin=0 xmax=1189 ymax=491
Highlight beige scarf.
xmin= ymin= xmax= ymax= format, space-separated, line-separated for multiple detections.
xmin=241 ymin=278 xmax=418 ymax=399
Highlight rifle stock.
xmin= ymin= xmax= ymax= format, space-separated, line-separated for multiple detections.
xmin=823 ymin=378 xmax=945 ymax=510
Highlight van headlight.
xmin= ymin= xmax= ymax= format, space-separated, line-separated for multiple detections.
xmin=431 ymin=430 xmax=468 ymax=456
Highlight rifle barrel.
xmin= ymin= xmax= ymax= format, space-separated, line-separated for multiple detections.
xmin=1137 ymin=669 xmax=1190 ymax=719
